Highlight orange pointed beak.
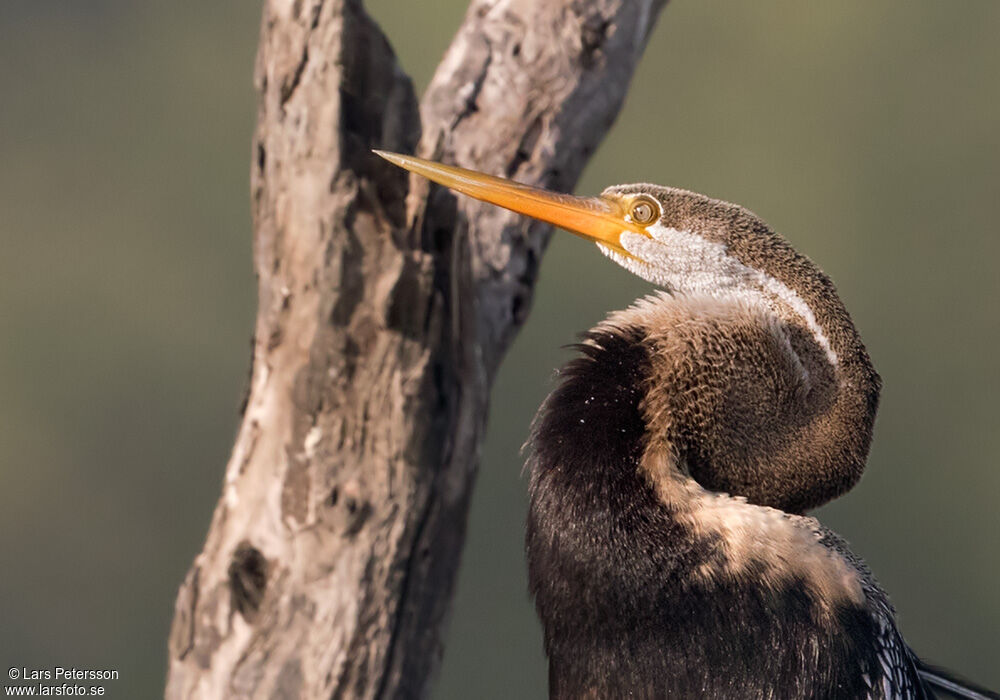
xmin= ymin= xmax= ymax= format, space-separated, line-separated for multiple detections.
xmin=374 ymin=150 xmax=644 ymax=256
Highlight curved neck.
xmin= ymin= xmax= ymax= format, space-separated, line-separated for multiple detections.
xmin=625 ymin=289 xmax=878 ymax=514
xmin=601 ymin=188 xmax=882 ymax=496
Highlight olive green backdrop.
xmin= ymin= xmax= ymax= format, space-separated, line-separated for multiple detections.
xmin=1 ymin=1 xmax=997 ymax=697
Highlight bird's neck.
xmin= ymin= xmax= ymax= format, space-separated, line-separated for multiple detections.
xmin=632 ymin=286 xmax=878 ymax=514
xmin=602 ymin=191 xmax=883 ymax=474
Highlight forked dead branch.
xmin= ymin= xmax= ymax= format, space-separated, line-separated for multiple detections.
xmin=165 ymin=1 xmax=666 ymax=697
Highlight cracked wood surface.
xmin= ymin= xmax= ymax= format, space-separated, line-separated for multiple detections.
xmin=165 ymin=0 xmax=667 ymax=697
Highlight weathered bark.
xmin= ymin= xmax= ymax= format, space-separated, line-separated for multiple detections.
xmin=166 ymin=0 xmax=666 ymax=697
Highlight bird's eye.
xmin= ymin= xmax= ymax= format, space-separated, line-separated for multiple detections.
xmin=629 ymin=197 xmax=659 ymax=225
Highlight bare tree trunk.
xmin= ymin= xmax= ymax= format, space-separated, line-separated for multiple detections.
xmin=166 ymin=0 xmax=666 ymax=697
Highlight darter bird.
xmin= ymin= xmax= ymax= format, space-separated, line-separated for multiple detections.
xmin=375 ymin=150 xmax=997 ymax=700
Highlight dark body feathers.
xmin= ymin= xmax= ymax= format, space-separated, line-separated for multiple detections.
xmin=526 ymin=327 xmax=926 ymax=699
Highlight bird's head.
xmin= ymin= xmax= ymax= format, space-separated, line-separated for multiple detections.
xmin=375 ymin=152 xmax=807 ymax=303
xmin=374 ymin=151 xmax=845 ymax=346
xmin=375 ymin=150 xmax=670 ymax=271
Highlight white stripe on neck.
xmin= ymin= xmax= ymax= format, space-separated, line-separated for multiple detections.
xmin=598 ymin=224 xmax=839 ymax=368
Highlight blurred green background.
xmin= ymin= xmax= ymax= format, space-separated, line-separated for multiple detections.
xmin=1 ymin=1 xmax=997 ymax=697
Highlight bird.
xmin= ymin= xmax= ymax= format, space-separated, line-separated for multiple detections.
xmin=374 ymin=150 xmax=998 ymax=700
